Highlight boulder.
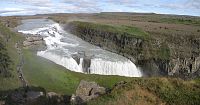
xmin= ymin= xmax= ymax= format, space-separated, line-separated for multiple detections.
xmin=71 ymin=80 xmax=106 ymax=104
xmin=47 ymin=92 xmax=58 ymax=98
xmin=26 ymin=91 xmax=44 ymax=100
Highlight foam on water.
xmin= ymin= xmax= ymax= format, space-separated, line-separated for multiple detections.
xmin=17 ymin=19 xmax=142 ymax=77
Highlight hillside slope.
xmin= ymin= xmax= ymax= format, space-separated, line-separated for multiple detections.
xmin=88 ymin=78 xmax=200 ymax=105
xmin=0 ymin=21 xmax=23 ymax=91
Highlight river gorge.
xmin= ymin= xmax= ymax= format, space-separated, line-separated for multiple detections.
xmin=16 ymin=19 xmax=142 ymax=77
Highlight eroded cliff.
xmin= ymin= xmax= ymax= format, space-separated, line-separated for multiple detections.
xmin=66 ymin=21 xmax=200 ymax=78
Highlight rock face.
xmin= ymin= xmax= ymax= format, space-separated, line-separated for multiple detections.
xmin=71 ymin=80 xmax=106 ymax=104
xmin=23 ymin=35 xmax=46 ymax=51
xmin=9 ymin=90 xmax=44 ymax=104
xmin=26 ymin=91 xmax=44 ymax=100
xmin=66 ymin=21 xmax=200 ymax=79
xmin=72 ymin=51 xmax=92 ymax=73
xmin=5 ymin=88 xmax=71 ymax=105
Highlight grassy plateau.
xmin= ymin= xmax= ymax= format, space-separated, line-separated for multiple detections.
xmin=70 ymin=21 xmax=149 ymax=40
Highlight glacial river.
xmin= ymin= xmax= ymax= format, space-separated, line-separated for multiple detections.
xmin=16 ymin=19 xmax=142 ymax=77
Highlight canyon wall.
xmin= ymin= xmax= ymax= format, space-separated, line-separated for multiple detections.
xmin=66 ymin=21 xmax=200 ymax=78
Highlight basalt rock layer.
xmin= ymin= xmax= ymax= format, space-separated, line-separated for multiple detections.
xmin=66 ymin=21 xmax=200 ymax=79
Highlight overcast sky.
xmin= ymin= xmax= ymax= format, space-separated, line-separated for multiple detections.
xmin=0 ymin=0 xmax=200 ymax=16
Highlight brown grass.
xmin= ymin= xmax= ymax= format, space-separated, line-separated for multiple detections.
xmin=106 ymin=84 xmax=165 ymax=105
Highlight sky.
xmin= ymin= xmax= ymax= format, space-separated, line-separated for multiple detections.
xmin=0 ymin=0 xmax=200 ymax=16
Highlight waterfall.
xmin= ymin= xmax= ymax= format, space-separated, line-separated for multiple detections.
xmin=90 ymin=59 xmax=142 ymax=77
xmin=18 ymin=19 xmax=142 ymax=77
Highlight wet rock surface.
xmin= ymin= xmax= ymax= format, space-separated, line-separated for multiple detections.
xmin=72 ymin=51 xmax=93 ymax=73
xmin=71 ymin=80 xmax=106 ymax=104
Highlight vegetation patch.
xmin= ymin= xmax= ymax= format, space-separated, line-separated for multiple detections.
xmin=88 ymin=78 xmax=200 ymax=105
xmin=159 ymin=18 xmax=200 ymax=26
xmin=70 ymin=21 xmax=149 ymax=40
xmin=0 ymin=42 xmax=12 ymax=77
xmin=0 ymin=21 xmax=23 ymax=91
xmin=156 ymin=43 xmax=171 ymax=60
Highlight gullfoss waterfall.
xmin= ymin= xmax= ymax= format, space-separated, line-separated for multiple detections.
xmin=17 ymin=19 xmax=142 ymax=77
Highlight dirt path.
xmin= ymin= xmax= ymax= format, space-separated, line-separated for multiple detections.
xmin=15 ymin=42 xmax=28 ymax=87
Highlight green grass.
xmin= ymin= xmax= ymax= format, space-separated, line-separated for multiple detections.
xmin=155 ymin=43 xmax=171 ymax=60
xmin=159 ymin=18 xmax=200 ymax=26
xmin=70 ymin=21 xmax=149 ymax=40
xmin=23 ymin=50 xmax=134 ymax=95
xmin=23 ymin=50 xmax=79 ymax=94
xmin=0 ymin=22 xmax=23 ymax=90
xmin=194 ymin=78 xmax=200 ymax=84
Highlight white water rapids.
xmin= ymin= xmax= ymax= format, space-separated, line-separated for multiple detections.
xmin=17 ymin=19 xmax=142 ymax=77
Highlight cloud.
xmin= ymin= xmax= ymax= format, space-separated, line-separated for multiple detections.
xmin=0 ymin=0 xmax=199 ymax=16
xmin=185 ymin=0 xmax=200 ymax=9
xmin=0 ymin=8 xmax=25 ymax=14
xmin=105 ymin=0 xmax=142 ymax=7
xmin=159 ymin=0 xmax=200 ymax=10
xmin=2 ymin=0 xmax=102 ymax=14
xmin=106 ymin=0 xmax=200 ymax=10
xmin=62 ymin=0 xmax=102 ymax=12
xmin=106 ymin=0 xmax=136 ymax=4
xmin=4 ymin=0 xmax=53 ymax=7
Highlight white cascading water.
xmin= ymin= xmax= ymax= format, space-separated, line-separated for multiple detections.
xmin=90 ymin=59 xmax=140 ymax=77
xmin=17 ymin=19 xmax=142 ymax=77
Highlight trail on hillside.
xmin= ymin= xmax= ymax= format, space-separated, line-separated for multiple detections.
xmin=15 ymin=42 xmax=27 ymax=87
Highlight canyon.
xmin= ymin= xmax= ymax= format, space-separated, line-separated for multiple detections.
xmin=17 ymin=19 xmax=142 ymax=77
xmin=66 ymin=21 xmax=200 ymax=79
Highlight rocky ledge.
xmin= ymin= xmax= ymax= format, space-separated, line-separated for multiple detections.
xmin=72 ymin=51 xmax=93 ymax=73
xmin=23 ymin=35 xmax=47 ymax=51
